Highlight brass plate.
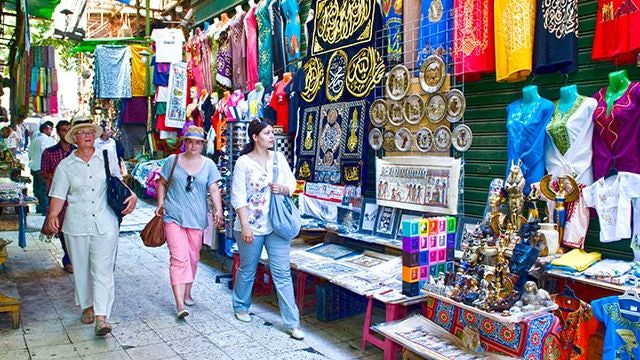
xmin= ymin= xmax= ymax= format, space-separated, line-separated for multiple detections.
xmin=394 ymin=127 xmax=412 ymax=152
xmin=415 ymin=127 xmax=434 ymax=152
xmin=403 ymin=94 xmax=425 ymax=125
xmin=446 ymin=89 xmax=466 ymax=123
xmin=434 ymin=125 xmax=452 ymax=152
xmin=426 ymin=93 xmax=447 ymax=124
xmin=368 ymin=128 xmax=383 ymax=151
xmin=382 ymin=130 xmax=396 ymax=152
xmin=370 ymin=99 xmax=388 ymax=127
xmin=385 ymin=64 xmax=410 ymax=100
xmin=388 ymin=100 xmax=405 ymax=126
xmin=419 ymin=55 xmax=446 ymax=94
xmin=452 ymin=124 xmax=473 ymax=152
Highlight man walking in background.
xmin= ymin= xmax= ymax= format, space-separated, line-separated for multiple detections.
xmin=28 ymin=121 xmax=54 ymax=214
xmin=41 ymin=120 xmax=74 ymax=273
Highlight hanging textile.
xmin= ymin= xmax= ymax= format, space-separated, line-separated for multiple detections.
xmin=130 ymin=45 xmax=149 ymax=96
xmin=592 ymin=0 xmax=640 ymax=65
xmin=229 ymin=11 xmax=247 ymax=90
xmin=417 ymin=0 xmax=454 ymax=69
xmin=453 ymin=0 xmax=495 ymax=81
xmin=245 ymin=5 xmax=259 ymax=91
xmin=494 ymin=0 xmax=536 ymax=82
xmin=165 ymin=62 xmax=188 ymax=128
xmin=256 ymin=1 xmax=273 ymax=87
xmin=150 ymin=28 xmax=185 ymax=64
xmin=93 ymin=45 xmax=132 ymax=99
xmin=382 ymin=0 xmax=403 ymax=65
xmin=532 ymin=0 xmax=578 ymax=74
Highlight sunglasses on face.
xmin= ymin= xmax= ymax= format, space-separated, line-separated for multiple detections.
xmin=186 ymin=175 xmax=194 ymax=192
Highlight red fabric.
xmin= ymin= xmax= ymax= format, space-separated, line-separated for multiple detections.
xmin=592 ymin=0 xmax=640 ymax=64
xmin=453 ymin=0 xmax=495 ymax=81
xmin=156 ymin=114 xmax=175 ymax=131
xmin=268 ymin=80 xmax=290 ymax=132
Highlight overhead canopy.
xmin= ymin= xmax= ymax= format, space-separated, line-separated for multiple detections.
xmin=191 ymin=0 xmax=242 ymax=25
xmin=71 ymin=37 xmax=145 ymax=53
xmin=3 ymin=0 xmax=62 ymax=20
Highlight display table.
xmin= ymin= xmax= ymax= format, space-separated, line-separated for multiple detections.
xmin=0 ymin=200 xmax=36 ymax=248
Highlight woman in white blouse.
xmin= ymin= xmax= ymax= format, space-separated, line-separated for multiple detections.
xmin=230 ymin=119 xmax=303 ymax=340
xmin=43 ymin=118 xmax=137 ymax=337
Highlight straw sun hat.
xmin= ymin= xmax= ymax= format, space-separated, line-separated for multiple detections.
xmin=182 ymin=125 xmax=206 ymax=142
xmin=65 ymin=117 xmax=103 ymax=144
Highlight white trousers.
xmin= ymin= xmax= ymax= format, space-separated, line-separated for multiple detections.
xmin=64 ymin=225 xmax=119 ymax=318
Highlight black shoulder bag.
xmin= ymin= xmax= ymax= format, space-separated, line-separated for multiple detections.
xmin=103 ymin=149 xmax=132 ymax=219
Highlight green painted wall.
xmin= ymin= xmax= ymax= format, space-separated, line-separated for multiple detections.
xmin=463 ymin=0 xmax=640 ymax=259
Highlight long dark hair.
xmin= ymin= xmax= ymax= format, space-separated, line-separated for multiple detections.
xmin=240 ymin=119 xmax=272 ymax=155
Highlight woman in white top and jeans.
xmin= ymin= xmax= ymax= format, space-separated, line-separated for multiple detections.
xmin=230 ymin=119 xmax=303 ymax=340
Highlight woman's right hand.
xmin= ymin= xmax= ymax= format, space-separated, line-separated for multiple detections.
xmin=155 ymin=206 xmax=164 ymax=217
xmin=43 ymin=215 xmax=59 ymax=235
xmin=241 ymin=227 xmax=254 ymax=244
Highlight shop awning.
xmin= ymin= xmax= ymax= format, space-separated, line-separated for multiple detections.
xmin=71 ymin=37 xmax=146 ymax=53
xmin=191 ymin=0 xmax=242 ymax=25
xmin=3 ymin=0 xmax=61 ymax=20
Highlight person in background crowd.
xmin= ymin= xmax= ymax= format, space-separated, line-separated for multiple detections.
xmin=95 ymin=123 xmax=126 ymax=174
xmin=155 ymin=126 xmax=224 ymax=319
xmin=29 ymin=121 xmax=55 ymax=213
xmin=230 ymin=119 xmax=304 ymax=340
xmin=1 ymin=125 xmax=19 ymax=156
xmin=41 ymin=120 xmax=75 ymax=274
xmin=43 ymin=118 xmax=137 ymax=337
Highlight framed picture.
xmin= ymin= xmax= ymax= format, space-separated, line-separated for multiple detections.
xmin=397 ymin=210 xmax=424 ymax=238
xmin=375 ymin=206 xmax=399 ymax=238
xmin=360 ymin=198 xmax=379 ymax=234
xmin=376 ymin=156 xmax=462 ymax=215
xmin=337 ymin=206 xmax=361 ymax=233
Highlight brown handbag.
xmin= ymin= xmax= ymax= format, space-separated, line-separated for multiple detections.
xmin=141 ymin=156 xmax=178 ymax=247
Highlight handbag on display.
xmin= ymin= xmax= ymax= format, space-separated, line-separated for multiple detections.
xmin=269 ymin=151 xmax=301 ymax=240
xmin=141 ymin=155 xmax=178 ymax=247
xmin=103 ymin=149 xmax=132 ymax=219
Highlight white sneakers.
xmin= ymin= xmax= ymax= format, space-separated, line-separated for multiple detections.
xmin=184 ymin=299 xmax=195 ymax=307
xmin=234 ymin=312 xmax=252 ymax=322
xmin=176 ymin=309 xmax=189 ymax=319
xmin=289 ymin=328 xmax=305 ymax=340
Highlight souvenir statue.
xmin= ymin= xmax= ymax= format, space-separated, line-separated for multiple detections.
xmin=446 ymin=89 xmax=466 ymax=123
xmin=433 ymin=125 xmax=451 ymax=152
xmin=510 ymin=281 xmax=553 ymax=313
xmin=426 ymin=93 xmax=447 ymax=123
xmin=525 ymin=183 xmax=541 ymax=221
xmin=419 ymin=55 xmax=446 ymax=94
xmin=415 ymin=127 xmax=434 ymax=152
xmin=539 ymin=174 xmax=580 ymax=243
xmin=505 ymin=160 xmax=527 ymax=232
xmin=388 ymin=100 xmax=405 ymax=126
xmin=394 ymin=127 xmax=412 ymax=152
xmin=368 ymin=128 xmax=383 ymax=151
xmin=451 ymin=124 xmax=472 ymax=152
xmin=382 ymin=130 xmax=396 ymax=152
xmin=385 ymin=64 xmax=410 ymax=100
xmin=370 ymin=99 xmax=389 ymax=127
xmin=403 ymin=94 xmax=425 ymax=125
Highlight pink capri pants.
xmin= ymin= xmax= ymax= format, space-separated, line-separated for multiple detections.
xmin=165 ymin=222 xmax=204 ymax=285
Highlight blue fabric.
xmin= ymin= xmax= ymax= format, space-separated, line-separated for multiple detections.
xmin=281 ymin=0 xmax=301 ymax=67
xmin=592 ymin=296 xmax=640 ymax=360
xmin=160 ymin=155 xmax=221 ymax=230
xmin=93 ymin=45 xmax=132 ymax=99
xmin=232 ymin=231 xmax=300 ymax=329
xmin=417 ymin=0 xmax=453 ymax=70
xmin=505 ymin=98 xmax=554 ymax=195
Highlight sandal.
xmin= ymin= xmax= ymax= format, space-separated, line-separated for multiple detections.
xmin=94 ymin=319 xmax=112 ymax=337
xmin=81 ymin=309 xmax=95 ymax=324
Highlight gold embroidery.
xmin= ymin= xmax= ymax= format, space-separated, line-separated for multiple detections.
xmin=299 ymin=161 xmax=312 ymax=178
xmin=503 ymin=0 xmax=535 ymax=52
xmin=301 ymin=58 xmax=324 ymax=102
xmin=455 ymin=0 xmax=490 ymax=57
xmin=312 ymin=0 xmax=375 ymax=55
xmin=303 ymin=113 xmax=315 ymax=150
xmin=346 ymin=47 xmax=386 ymax=98
xmin=347 ymin=108 xmax=359 ymax=152
xmin=602 ymin=1 xmax=614 ymax=21
xmin=326 ymin=50 xmax=348 ymax=102
xmin=344 ymin=166 xmax=360 ymax=182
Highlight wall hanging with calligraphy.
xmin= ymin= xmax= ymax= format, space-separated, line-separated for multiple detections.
xmin=311 ymin=0 xmax=377 ymax=56
xmin=315 ymin=102 xmax=347 ymax=184
xmin=298 ymin=106 xmax=320 ymax=156
xmin=376 ymin=156 xmax=461 ymax=214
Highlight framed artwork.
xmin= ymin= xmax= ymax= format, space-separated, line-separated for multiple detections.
xmin=305 ymin=243 xmax=360 ymax=260
xmin=337 ymin=207 xmax=361 ymax=233
xmin=360 ymin=199 xmax=379 ymax=234
xmin=397 ymin=210 xmax=424 ymax=238
xmin=375 ymin=206 xmax=399 ymax=238
xmin=376 ymin=156 xmax=462 ymax=215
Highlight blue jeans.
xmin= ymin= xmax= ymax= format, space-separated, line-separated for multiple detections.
xmin=232 ymin=231 xmax=300 ymax=329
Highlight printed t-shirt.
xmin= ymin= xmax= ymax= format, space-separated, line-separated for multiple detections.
xmin=151 ymin=28 xmax=185 ymax=63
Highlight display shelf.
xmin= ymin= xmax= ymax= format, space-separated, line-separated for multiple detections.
xmin=546 ymin=269 xmax=628 ymax=293
xmin=422 ymin=289 xmax=558 ymax=325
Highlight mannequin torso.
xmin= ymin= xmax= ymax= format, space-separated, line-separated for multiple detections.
xmin=605 ymin=70 xmax=631 ymax=116
xmin=558 ymin=85 xmax=579 ymax=114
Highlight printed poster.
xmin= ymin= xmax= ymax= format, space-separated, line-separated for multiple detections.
xmin=165 ymin=62 xmax=187 ymax=128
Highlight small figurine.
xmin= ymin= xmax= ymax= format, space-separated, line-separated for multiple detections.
xmin=505 ymin=160 xmax=527 ymax=232
xmin=539 ymin=174 xmax=580 ymax=243
xmin=510 ymin=281 xmax=553 ymax=313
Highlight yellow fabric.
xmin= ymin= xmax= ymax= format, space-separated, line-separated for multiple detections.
xmin=551 ymin=249 xmax=602 ymax=272
xmin=494 ymin=0 xmax=536 ymax=82
xmin=130 ymin=45 xmax=149 ymax=96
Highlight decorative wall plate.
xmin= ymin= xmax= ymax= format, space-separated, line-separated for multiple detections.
xmin=419 ymin=55 xmax=446 ymax=94
xmin=426 ymin=93 xmax=447 ymax=123
xmin=394 ymin=127 xmax=412 ymax=152
xmin=370 ymin=99 xmax=388 ymax=127
xmin=403 ymin=95 xmax=425 ymax=125
xmin=434 ymin=125 xmax=452 ymax=152
xmin=326 ymin=50 xmax=348 ymax=102
xmin=452 ymin=124 xmax=473 ymax=152
xmin=446 ymin=89 xmax=466 ymax=123
xmin=415 ymin=127 xmax=434 ymax=152
xmin=388 ymin=100 xmax=405 ymax=126
xmin=369 ymin=128 xmax=383 ymax=151
xmin=382 ymin=130 xmax=396 ymax=152
xmin=385 ymin=64 xmax=410 ymax=101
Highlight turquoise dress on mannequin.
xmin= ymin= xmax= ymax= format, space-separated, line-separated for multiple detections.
xmin=280 ymin=0 xmax=301 ymax=69
xmin=505 ymin=86 xmax=554 ymax=194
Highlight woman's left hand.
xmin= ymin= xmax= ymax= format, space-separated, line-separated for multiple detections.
xmin=213 ymin=210 xmax=224 ymax=227
xmin=269 ymin=183 xmax=286 ymax=195
xmin=121 ymin=193 xmax=138 ymax=216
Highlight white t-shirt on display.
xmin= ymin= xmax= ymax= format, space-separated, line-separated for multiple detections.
xmin=150 ymin=28 xmax=185 ymax=63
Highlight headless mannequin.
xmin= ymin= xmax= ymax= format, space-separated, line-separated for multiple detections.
xmin=235 ymin=5 xmax=244 ymax=16
xmin=605 ymin=70 xmax=631 ymax=116
xmin=522 ymin=85 xmax=541 ymax=105
xmin=249 ymin=0 xmax=256 ymax=7
xmin=558 ymin=84 xmax=579 ymax=113
xmin=223 ymin=91 xmax=231 ymax=101
xmin=220 ymin=13 xmax=230 ymax=25
xmin=283 ymin=72 xmax=293 ymax=84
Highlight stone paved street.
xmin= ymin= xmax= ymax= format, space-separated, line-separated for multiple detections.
xmin=0 ymin=204 xmax=384 ymax=360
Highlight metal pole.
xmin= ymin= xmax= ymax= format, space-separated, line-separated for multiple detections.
xmin=145 ymin=0 xmax=154 ymax=157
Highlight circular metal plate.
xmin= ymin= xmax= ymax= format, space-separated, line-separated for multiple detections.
xmin=446 ymin=89 xmax=466 ymax=123
xmin=452 ymin=124 xmax=473 ymax=152
xmin=385 ymin=64 xmax=410 ymax=101
xmin=368 ymin=128 xmax=383 ymax=151
xmin=382 ymin=130 xmax=396 ymax=152
xmin=415 ymin=127 xmax=434 ymax=152
xmin=434 ymin=125 xmax=452 ymax=152
xmin=394 ymin=127 xmax=412 ymax=152
xmin=403 ymin=94 xmax=425 ymax=125
xmin=369 ymin=99 xmax=388 ymax=128
xmin=426 ymin=93 xmax=447 ymax=123
xmin=388 ymin=100 xmax=405 ymax=126
xmin=419 ymin=55 xmax=446 ymax=94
